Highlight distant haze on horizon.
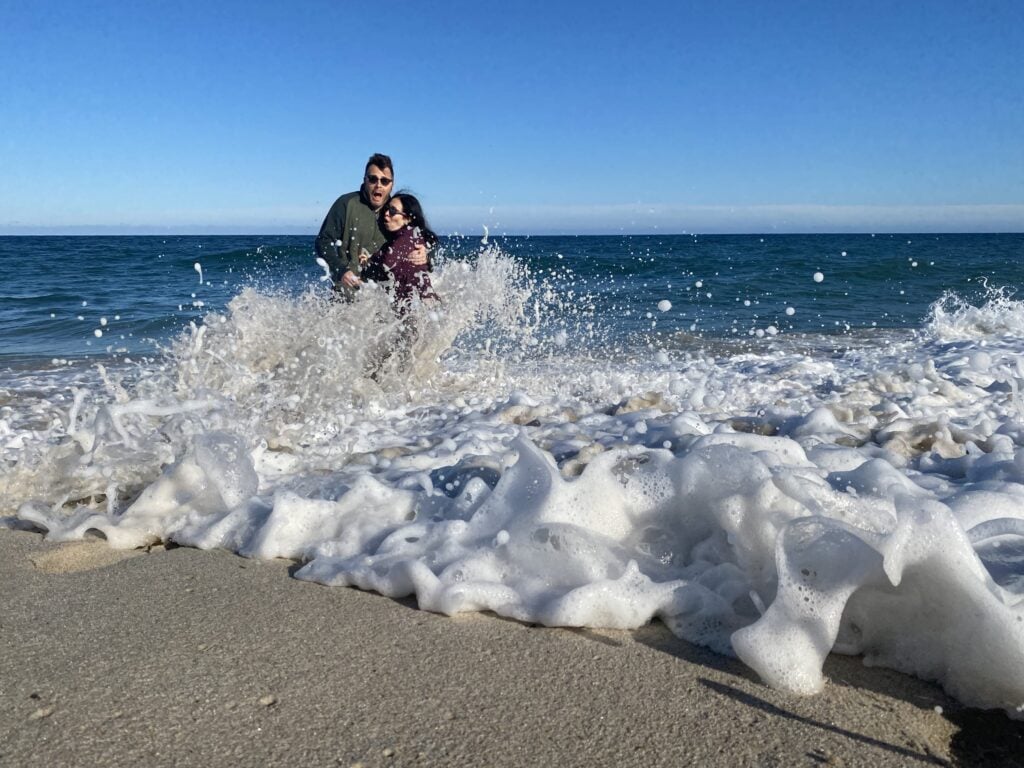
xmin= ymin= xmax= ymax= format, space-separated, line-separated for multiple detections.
xmin=4 ymin=203 xmax=1023 ymax=237
xmin=2 ymin=1 xmax=1022 ymax=236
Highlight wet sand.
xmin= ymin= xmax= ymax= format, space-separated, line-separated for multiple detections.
xmin=1 ymin=528 xmax=1021 ymax=767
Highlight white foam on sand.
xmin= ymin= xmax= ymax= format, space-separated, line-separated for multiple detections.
xmin=3 ymin=247 xmax=1024 ymax=718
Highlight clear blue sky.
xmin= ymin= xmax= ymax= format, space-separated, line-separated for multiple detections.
xmin=2 ymin=0 xmax=1022 ymax=234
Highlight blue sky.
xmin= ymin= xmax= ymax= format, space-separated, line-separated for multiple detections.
xmin=2 ymin=0 xmax=1022 ymax=234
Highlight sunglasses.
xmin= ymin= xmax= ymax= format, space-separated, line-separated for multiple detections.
xmin=365 ymin=174 xmax=393 ymax=186
xmin=384 ymin=205 xmax=408 ymax=218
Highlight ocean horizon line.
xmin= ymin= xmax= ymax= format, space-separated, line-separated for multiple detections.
xmin=2 ymin=228 xmax=1023 ymax=237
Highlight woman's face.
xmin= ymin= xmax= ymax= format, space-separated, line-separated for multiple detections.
xmin=382 ymin=199 xmax=409 ymax=233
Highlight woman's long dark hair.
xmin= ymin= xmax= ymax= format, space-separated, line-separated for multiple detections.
xmin=391 ymin=192 xmax=439 ymax=248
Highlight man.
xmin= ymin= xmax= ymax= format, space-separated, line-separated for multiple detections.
xmin=314 ymin=153 xmax=426 ymax=294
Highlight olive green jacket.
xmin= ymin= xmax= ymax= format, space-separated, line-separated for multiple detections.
xmin=314 ymin=190 xmax=386 ymax=285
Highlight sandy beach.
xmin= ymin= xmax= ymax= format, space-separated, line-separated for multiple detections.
xmin=1 ymin=528 xmax=1020 ymax=768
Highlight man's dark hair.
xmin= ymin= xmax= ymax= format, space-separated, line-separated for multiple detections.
xmin=365 ymin=153 xmax=393 ymax=175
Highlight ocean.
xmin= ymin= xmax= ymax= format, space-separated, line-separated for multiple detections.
xmin=2 ymin=233 xmax=1023 ymax=716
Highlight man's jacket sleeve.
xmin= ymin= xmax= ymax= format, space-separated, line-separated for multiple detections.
xmin=314 ymin=197 xmax=347 ymax=283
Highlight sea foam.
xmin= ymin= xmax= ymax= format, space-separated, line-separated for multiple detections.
xmin=3 ymin=248 xmax=1024 ymax=718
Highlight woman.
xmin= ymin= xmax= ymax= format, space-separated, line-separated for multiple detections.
xmin=358 ymin=193 xmax=440 ymax=378
xmin=360 ymin=192 xmax=439 ymax=312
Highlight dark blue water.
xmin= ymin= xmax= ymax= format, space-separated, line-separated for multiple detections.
xmin=2 ymin=234 xmax=1022 ymax=365
xmin=0 ymin=236 xmax=313 ymax=362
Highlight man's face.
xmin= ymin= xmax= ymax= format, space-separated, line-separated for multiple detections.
xmin=361 ymin=164 xmax=393 ymax=211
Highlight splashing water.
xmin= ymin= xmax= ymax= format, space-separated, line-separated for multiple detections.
xmin=926 ymin=284 xmax=1024 ymax=342
xmin=3 ymin=244 xmax=1024 ymax=718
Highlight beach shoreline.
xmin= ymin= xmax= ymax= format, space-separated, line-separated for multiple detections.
xmin=2 ymin=528 xmax=1020 ymax=767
